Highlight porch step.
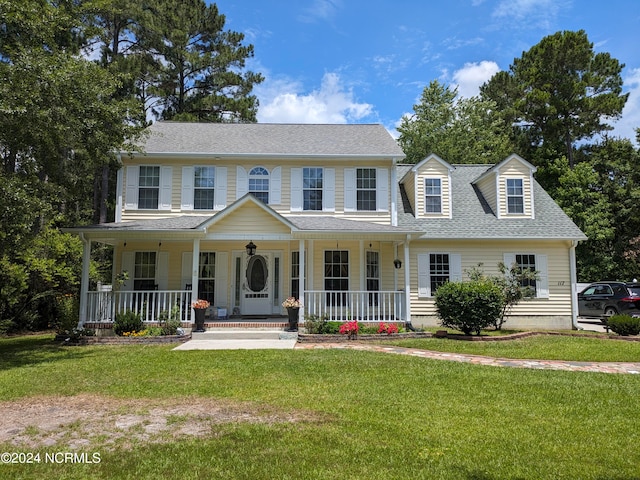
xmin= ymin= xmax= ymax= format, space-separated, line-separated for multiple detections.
xmin=194 ymin=329 xmax=287 ymax=340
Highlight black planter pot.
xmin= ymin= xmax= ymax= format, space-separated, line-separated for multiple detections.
xmin=194 ymin=308 xmax=206 ymax=332
xmin=286 ymin=307 xmax=299 ymax=332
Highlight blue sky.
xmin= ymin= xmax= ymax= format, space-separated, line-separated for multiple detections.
xmin=212 ymin=0 xmax=640 ymax=140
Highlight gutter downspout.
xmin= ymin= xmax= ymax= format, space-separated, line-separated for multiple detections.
xmin=569 ymin=240 xmax=582 ymax=330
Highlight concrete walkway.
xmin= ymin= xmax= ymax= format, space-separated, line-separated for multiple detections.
xmin=173 ymin=330 xmax=298 ymax=350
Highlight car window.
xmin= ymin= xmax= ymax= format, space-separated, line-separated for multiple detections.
xmin=582 ymin=286 xmax=597 ymax=295
xmin=612 ymin=285 xmax=626 ymax=295
xmin=628 ymin=286 xmax=640 ymax=297
xmin=594 ymin=285 xmax=613 ymax=295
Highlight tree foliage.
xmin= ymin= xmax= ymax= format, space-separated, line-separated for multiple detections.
xmin=398 ymin=80 xmax=515 ymax=164
xmin=481 ymin=30 xmax=628 ymax=168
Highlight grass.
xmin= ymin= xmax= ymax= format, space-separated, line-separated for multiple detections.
xmin=0 ymin=334 xmax=639 ymax=479
xmin=379 ymin=333 xmax=640 ymax=362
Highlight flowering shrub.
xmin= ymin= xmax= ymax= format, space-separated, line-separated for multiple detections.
xmin=339 ymin=321 xmax=359 ymax=339
xmin=192 ymin=299 xmax=210 ymax=309
xmin=378 ymin=323 xmax=399 ymax=335
xmin=282 ymin=297 xmax=303 ymax=308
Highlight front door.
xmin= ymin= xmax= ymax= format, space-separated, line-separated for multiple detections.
xmin=243 ymin=254 xmax=271 ymax=315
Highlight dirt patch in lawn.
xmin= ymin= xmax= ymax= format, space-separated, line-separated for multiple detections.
xmin=0 ymin=394 xmax=319 ymax=451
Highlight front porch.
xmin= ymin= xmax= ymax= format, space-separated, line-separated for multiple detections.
xmin=84 ymin=289 xmax=407 ymax=327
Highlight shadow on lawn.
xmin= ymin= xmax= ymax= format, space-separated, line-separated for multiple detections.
xmin=0 ymin=335 xmax=93 ymax=371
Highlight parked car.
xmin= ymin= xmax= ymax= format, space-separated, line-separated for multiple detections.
xmin=577 ymin=282 xmax=640 ymax=318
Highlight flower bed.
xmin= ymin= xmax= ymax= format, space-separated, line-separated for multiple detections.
xmin=57 ymin=334 xmax=191 ymax=345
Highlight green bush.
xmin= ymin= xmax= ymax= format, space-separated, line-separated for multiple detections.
xmin=158 ymin=306 xmax=181 ymax=335
xmin=304 ymin=314 xmax=328 ymax=334
xmin=113 ymin=311 xmax=143 ymax=336
xmin=435 ymin=280 xmax=505 ymax=335
xmin=607 ymin=314 xmax=640 ymax=336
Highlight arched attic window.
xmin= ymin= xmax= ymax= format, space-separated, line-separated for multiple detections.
xmin=249 ymin=167 xmax=269 ymax=203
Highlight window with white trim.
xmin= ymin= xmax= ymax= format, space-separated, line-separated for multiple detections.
xmin=194 ymin=166 xmax=215 ymax=210
xmin=425 ymin=178 xmax=442 ymax=213
xmin=366 ymin=251 xmax=380 ymax=306
xmin=429 ymin=253 xmax=450 ymax=294
xmin=198 ymin=252 xmax=215 ymax=304
xmin=134 ymin=252 xmax=156 ymax=290
xmin=417 ymin=253 xmax=462 ymax=297
xmin=357 ymin=168 xmax=376 ymax=211
xmin=324 ymin=250 xmax=348 ymax=306
xmin=138 ymin=166 xmax=160 ymax=209
xmin=504 ymin=253 xmax=548 ymax=298
xmin=249 ymin=167 xmax=269 ymax=203
xmin=303 ymin=167 xmax=323 ymax=211
xmin=506 ymin=178 xmax=524 ymax=214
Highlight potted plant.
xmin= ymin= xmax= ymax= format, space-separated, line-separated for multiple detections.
xmin=192 ymin=299 xmax=210 ymax=332
xmin=282 ymin=297 xmax=302 ymax=332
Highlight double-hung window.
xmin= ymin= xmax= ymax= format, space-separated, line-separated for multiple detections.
xmin=194 ymin=167 xmax=215 ymax=210
xmin=504 ymin=253 xmax=548 ymax=298
xmin=198 ymin=252 xmax=215 ymax=304
xmin=366 ymin=251 xmax=380 ymax=306
xmin=357 ymin=168 xmax=377 ymax=211
xmin=425 ymin=178 xmax=442 ymax=214
xmin=134 ymin=252 xmax=156 ymax=290
xmin=303 ymin=168 xmax=323 ymax=211
xmin=324 ymin=250 xmax=348 ymax=306
xmin=506 ymin=178 xmax=524 ymax=214
xmin=138 ymin=166 xmax=160 ymax=209
xmin=417 ymin=252 xmax=462 ymax=297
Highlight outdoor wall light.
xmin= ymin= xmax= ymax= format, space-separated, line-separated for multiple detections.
xmin=393 ymin=258 xmax=402 ymax=269
xmin=245 ymin=241 xmax=257 ymax=256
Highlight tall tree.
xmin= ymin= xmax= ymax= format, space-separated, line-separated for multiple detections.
xmin=142 ymin=0 xmax=264 ymax=122
xmin=481 ymin=30 xmax=628 ymax=169
xmin=0 ymin=0 xmax=142 ymax=331
xmin=398 ymin=80 xmax=515 ymax=164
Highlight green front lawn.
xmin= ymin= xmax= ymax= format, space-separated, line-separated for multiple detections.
xmin=379 ymin=333 xmax=640 ymax=362
xmin=1 ymin=334 xmax=639 ymax=479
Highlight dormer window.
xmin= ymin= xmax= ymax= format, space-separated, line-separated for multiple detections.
xmin=425 ymin=178 xmax=442 ymax=214
xmin=249 ymin=167 xmax=269 ymax=203
xmin=507 ymin=178 xmax=524 ymax=214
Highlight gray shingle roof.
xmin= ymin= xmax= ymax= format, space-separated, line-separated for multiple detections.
xmin=81 ymin=214 xmax=414 ymax=235
xmin=134 ymin=122 xmax=405 ymax=157
xmin=397 ymin=164 xmax=587 ymax=240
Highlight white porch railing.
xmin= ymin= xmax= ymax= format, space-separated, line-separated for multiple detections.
xmin=86 ymin=290 xmax=193 ymax=323
xmin=304 ymin=290 xmax=405 ymax=322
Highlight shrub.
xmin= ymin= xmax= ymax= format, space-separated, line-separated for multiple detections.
xmin=339 ymin=321 xmax=359 ymax=339
xmin=304 ymin=314 xmax=329 ymax=334
xmin=435 ymin=280 xmax=505 ymax=335
xmin=114 ymin=311 xmax=143 ymax=336
xmin=55 ymin=294 xmax=79 ymax=335
xmin=158 ymin=306 xmax=181 ymax=335
xmin=607 ymin=314 xmax=640 ymax=336
xmin=378 ymin=323 xmax=399 ymax=335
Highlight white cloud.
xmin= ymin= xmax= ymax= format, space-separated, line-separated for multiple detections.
xmin=610 ymin=68 xmax=640 ymax=143
xmin=452 ymin=61 xmax=500 ymax=98
xmin=298 ymin=0 xmax=342 ymax=23
xmin=256 ymin=72 xmax=374 ymax=124
xmin=492 ymin=0 xmax=566 ymax=29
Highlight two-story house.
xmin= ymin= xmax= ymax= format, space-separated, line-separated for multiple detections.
xmin=67 ymin=122 xmax=586 ymax=331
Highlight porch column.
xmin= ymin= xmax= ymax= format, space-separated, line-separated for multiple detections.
xmin=299 ymin=239 xmax=305 ymax=323
xmin=403 ymin=240 xmax=411 ymax=323
xmin=78 ymin=234 xmax=91 ymax=328
xmin=191 ymin=238 xmax=200 ymax=303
